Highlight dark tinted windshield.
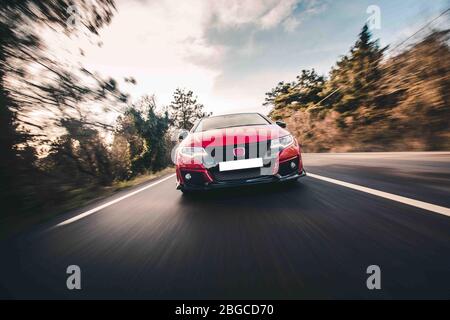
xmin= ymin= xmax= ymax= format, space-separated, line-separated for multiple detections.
xmin=194 ymin=113 xmax=270 ymax=132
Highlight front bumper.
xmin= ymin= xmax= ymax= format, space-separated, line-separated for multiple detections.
xmin=177 ymin=168 xmax=306 ymax=191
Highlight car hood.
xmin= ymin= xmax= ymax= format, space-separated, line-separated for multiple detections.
xmin=182 ymin=124 xmax=290 ymax=148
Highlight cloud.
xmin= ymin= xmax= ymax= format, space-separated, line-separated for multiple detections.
xmin=209 ymin=0 xmax=281 ymax=29
xmin=182 ymin=37 xmax=228 ymax=69
xmin=208 ymin=0 xmax=324 ymax=31
xmin=43 ymin=0 xmax=329 ymax=116
xmin=211 ymin=68 xmax=300 ymax=114
xmin=283 ymin=16 xmax=301 ymax=32
xmin=260 ymin=0 xmax=298 ymax=29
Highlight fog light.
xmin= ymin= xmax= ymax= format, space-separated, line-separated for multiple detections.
xmin=185 ymin=173 xmax=192 ymax=180
xmin=290 ymin=161 xmax=296 ymax=169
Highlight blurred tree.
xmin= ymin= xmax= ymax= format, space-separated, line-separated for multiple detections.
xmin=116 ymin=95 xmax=171 ymax=174
xmin=263 ymin=81 xmax=295 ymax=107
xmin=0 ymin=0 xmax=116 ymax=215
xmin=371 ymin=29 xmax=450 ymax=150
xmin=265 ymin=25 xmax=449 ymax=152
xmin=266 ymin=70 xmax=325 ymax=111
xmin=115 ymin=113 xmax=145 ymax=172
xmin=48 ymin=118 xmax=114 ymax=187
xmin=169 ymin=88 xmax=210 ymax=130
xmin=110 ymin=134 xmax=132 ymax=181
xmin=322 ymin=24 xmax=386 ymax=112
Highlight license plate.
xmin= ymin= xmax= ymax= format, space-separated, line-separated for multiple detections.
xmin=219 ymin=158 xmax=263 ymax=172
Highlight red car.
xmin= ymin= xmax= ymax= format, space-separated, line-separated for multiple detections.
xmin=175 ymin=112 xmax=305 ymax=193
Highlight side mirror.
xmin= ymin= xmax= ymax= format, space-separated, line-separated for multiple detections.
xmin=275 ymin=120 xmax=286 ymax=128
xmin=178 ymin=129 xmax=189 ymax=141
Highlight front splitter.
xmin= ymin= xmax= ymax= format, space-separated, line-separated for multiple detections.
xmin=177 ymin=169 xmax=306 ymax=191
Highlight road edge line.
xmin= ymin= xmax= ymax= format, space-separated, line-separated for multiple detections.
xmin=307 ymin=172 xmax=450 ymax=217
xmin=55 ymin=174 xmax=176 ymax=227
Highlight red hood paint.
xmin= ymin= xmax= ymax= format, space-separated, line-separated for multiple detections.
xmin=181 ymin=124 xmax=290 ymax=148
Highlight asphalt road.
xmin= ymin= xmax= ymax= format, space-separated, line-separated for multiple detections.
xmin=1 ymin=152 xmax=450 ymax=299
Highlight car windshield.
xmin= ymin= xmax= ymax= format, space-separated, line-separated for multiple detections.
xmin=194 ymin=113 xmax=270 ymax=132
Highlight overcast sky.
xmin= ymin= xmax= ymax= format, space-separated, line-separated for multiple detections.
xmin=53 ymin=0 xmax=450 ymax=115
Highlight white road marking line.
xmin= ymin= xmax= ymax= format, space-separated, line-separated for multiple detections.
xmin=307 ymin=172 xmax=450 ymax=217
xmin=55 ymin=174 xmax=176 ymax=227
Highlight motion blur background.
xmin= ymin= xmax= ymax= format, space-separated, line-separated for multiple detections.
xmin=0 ymin=0 xmax=449 ymax=238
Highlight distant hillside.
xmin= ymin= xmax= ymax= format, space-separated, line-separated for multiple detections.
xmin=266 ymin=27 xmax=450 ymax=152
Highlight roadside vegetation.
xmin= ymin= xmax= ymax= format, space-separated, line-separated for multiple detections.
xmin=0 ymin=1 xmax=208 ymax=237
xmin=265 ymin=25 xmax=450 ymax=152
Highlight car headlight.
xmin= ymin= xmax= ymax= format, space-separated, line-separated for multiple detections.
xmin=271 ymin=135 xmax=294 ymax=151
xmin=179 ymin=146 xmax=208 ymax=158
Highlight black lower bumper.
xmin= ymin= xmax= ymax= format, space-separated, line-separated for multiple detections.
xmin=178 ymin=169 xmax=306 ymax=192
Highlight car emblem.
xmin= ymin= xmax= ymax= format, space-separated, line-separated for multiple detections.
xmin=233 ymin=147 xmax=245 ymax=157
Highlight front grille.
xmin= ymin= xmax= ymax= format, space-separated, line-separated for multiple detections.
xmin=205 ymin=140 xmax=271 ymax=163
xmin=211 ymin=167 xmax=268 ymax=182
